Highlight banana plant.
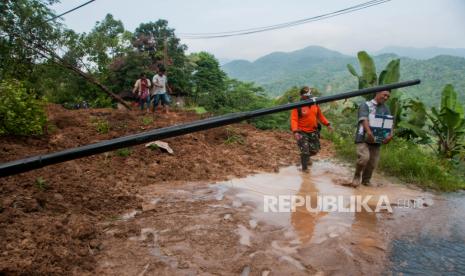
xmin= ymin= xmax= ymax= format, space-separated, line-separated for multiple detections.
xmin=397 ymin=98 xmax=429 ymax=141
xmin=427 ymin=84 xmax=465 ymax=159
xmin=347 ymin=52 xmax=400 ymax=98
xmin=347 ymin=51 xmax=378 ymax=95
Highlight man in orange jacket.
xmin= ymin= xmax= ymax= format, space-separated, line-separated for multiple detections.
xmin=291 ymin=87 xmax=332 ymax=171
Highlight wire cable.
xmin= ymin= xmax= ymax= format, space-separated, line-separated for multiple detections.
xmin=45 ymin=0 xmax=96 ymax=22
xmin=179 ymin=0 xmax=384 ymax=36
xmin=179 ymin=0 xmax=390 ymax=39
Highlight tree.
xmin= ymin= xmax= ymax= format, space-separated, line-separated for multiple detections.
xmin=0 ymin=0 xmax=61 ymax=85
xmin=82 ymin=14 xmax=129 ymax=74
xmin=1 ymin=4 xmax=130 ymax=108
xmin=133 ymin=20 xmax=191 ymax=94
xmin=190 ymin=52 xmax=226 ymax=105
xmin=106 ymin=51 xmax=152 ymax=94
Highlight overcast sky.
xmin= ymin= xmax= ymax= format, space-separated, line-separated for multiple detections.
xmin=50 ymin=0 xmax=465 ymax=61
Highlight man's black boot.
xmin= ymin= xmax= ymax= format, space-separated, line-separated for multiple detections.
xmin=301 ymin=155 xmax=309 ymax=172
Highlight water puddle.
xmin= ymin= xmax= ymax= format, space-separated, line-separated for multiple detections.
xmin=105 ymin=160 xmax=463 ymax=274
xmin=219 ymin=162 xmax=429 ymax=244
xmin=217 ymin=160 xmax=439 ymax=274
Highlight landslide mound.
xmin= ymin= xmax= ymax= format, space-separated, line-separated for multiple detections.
xmin=0 ymin=105 xmax=307 ymax=274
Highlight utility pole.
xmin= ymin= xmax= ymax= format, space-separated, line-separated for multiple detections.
xmin=163 ymin=37 xmax=168 ymax=68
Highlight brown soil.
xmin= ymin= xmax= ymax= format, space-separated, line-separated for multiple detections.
xmin=0 ymin=105 xmax=332 ymax=274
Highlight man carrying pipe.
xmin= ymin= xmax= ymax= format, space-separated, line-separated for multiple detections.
xmin=291 ymin=87 xmax=333 ymax=172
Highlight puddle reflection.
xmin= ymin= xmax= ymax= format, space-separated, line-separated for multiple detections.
xmin=290 ymin=173 xmax=327 ymax=243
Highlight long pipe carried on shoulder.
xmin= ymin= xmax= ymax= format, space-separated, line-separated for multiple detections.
xmin=0 ymin=79 xmax=420 ymax=178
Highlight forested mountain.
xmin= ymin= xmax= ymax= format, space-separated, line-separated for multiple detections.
xmin=222 ymin=46 xmax=465 ymax=105
xmin=375 ymin=46 xmax=465 ymax=59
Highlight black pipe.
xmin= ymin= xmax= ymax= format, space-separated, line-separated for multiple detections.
xmin=0 ymin=80 xmax=420 ymax=178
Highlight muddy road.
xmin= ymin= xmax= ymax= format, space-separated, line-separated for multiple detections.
xmin=97 ymin=160 xmax=465 ymax=275
xmin=1 ymin=106 xmax=464 ymax=275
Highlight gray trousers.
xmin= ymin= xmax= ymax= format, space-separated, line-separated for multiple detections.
xmin=355 ymin=143 xmax=381 ymax=184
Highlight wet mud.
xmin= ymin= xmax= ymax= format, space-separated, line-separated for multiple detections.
xmin=0 ymin=105 xmax=301 ymax=274
xmin=95 ymin=160 xmax=447 ymax=275
xmin=1 ymin=105 xmax=464 ymax=275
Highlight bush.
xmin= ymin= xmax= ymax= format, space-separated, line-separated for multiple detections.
xmin=91 ymin=117 xmax=110 ymax=134
xmin=0 ymin=80 xmax=47 ymax=135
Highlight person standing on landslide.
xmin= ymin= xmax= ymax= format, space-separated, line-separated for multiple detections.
xmin=291 ymin=87 xmax=332 ymax=172
xmin=132 ymin=73 xmax=151 ymax=113
xmin=352 ymin=90 xmax=393 ymax=187
xmin=152 ymin=67 xmax=172 ymax=114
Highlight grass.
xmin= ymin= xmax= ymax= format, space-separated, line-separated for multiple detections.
xmin=115 ymin=147 xmax=132 ymax=157
xmin=224 ymin=127 xmax=245 ymax=145
xmin=186 ymin=106 xmax=208 ymax=115
xmin=90 ymin=117 xmax=110 ymax=134
xmin=379 ymin=139 xmax=465 ymax=191
xmin=323 ymin=129 xmax=465 ymax=191
xmin=141 ymin=116 xmax=153 ymax=126
xmin=148 ymin=143 xmax=159 ymax=150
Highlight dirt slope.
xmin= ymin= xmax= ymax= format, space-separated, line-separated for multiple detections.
xmin=0 ymin=105 xmax=330 ymax=274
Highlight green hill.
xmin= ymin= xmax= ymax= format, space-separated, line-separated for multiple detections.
xmin=375 ymin=46 xmax=465 ymax=59
xmin=222 ymin=46 xmax=465 ymax=105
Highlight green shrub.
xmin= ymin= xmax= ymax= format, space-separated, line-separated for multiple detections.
xmin=187 ymin=106 xmax=207 ymax=115
xmin=0 ymin=80 xmax=47 ymax=135
xmin=141 ymin=116 xmax=153 ymax=126
xmin=115 ymin=147 xmax=131 ymax=157
xmin=148 ymin=143 xmax=159 ymax=150
xmin=35 ymin=177 xmax=48 ymax=190
xmin=91 ymin=118 xmax=110 ymax=134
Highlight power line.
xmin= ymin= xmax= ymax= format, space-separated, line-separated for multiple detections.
xmin=180 ymin=0 xmax=385 ymax=36
xmin=45 ymin=0 xmax=96 ymax=23
xmin=179 ymin=0 xmax=391 ymax=39
xmin=42 ymin=0 xmax=97 ymax=71
xmin=180 ymin=0 xmax=390 ymax=38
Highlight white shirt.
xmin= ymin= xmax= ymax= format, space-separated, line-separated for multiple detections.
xmin=152 ymin=74 xmax=167 ymax=95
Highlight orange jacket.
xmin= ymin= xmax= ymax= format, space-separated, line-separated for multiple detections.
xmin=290 ymin=105 xmax=330 ymax=133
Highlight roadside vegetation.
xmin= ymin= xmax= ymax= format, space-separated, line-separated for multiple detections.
xmin=321 ymin=51 xmax=465 ymax=191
